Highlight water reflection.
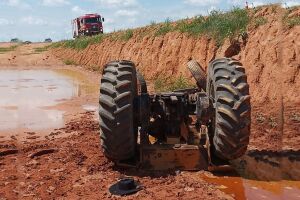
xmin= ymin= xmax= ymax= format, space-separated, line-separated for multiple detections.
xmin=0 ymin=69 xmax=97 ymax=131
xmin=204 ymin=150 xmax=300 ymax=200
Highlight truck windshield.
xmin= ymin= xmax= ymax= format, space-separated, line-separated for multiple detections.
xmin=84 ymin=18 xmax=100 ymax=24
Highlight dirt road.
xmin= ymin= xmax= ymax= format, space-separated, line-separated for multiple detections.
xmin=0 ymin=43 xmax=299 ymax=200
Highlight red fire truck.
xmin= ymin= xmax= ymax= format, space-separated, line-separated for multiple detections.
xmin=72 ymin=14 xmax=104 ymax=38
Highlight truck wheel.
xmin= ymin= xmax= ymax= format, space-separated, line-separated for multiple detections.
xmin=99 ymin=60 xmax=138 ymax=161
xmin=207 ymin=58 xmax=251 ymax=160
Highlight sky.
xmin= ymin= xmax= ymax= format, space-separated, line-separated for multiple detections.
xmin=0 ymin=0 xmax=299 ymax=42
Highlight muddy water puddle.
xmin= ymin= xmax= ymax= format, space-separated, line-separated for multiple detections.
xmin=0 ymin=69 xmax=98 ymax=138
xmin=203 ymin=151 xmax=300 ymax=200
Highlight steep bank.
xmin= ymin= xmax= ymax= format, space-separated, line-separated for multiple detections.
xmin=51 ymin=5 xmax=300 ymax=151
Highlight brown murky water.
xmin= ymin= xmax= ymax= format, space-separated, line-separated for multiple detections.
xmin=0 ymin=69 xmax=98 ymax=135
xmin=203 ymin=152 xmax=300 ymax=200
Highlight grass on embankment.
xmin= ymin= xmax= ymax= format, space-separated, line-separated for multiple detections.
xmin=0 ymin=45 xmax=18 ymax=53
xmin=283 ymin=6 xmax=300 ymax=27
xmin=154 ymin=74 xmax=195 ymax=92
xmin=34 ymin=46 xmax=51 ymax=53
xmin=50 ymin=7 xmax=250 ymax=50
xmin=50 ymin=5 xmax=298 ymax=51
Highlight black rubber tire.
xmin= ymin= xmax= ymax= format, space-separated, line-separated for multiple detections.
xmin=187 ymin=60 xmax=207 ymax=90
xmin=207 ymin=58 xmax=251 ymax=160
xmin=99 ymin=60 xmax=138 ymax=161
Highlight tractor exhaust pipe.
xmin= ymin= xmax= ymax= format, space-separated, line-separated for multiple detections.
xmin=187 ymin=60 xmax=207 ymax=91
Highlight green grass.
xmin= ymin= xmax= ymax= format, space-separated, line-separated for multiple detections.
xmin=52 ymin=7 xmax=251 ymax=49
xmin=56 ymin=34 xmax=106 ymax=50
xmin=285 ymin=17 xmax=300 ymax=27
xmin=63 ymin=59 xmax=77 ymax=65
xmin=175 ymin=8 xmax=249 ymax=45
xmin=253 ymin=17 xmax=268 ymax=28
xmin=283 ymin=7 xmax=300 ymax=28
xmin=121 ymin=29 xmax=134 ymax=41
xmin=34 ymin=46 xmax=51 ymax=53
xmin=0 ymin=45 xmax=18 ymax=53
xmin=154 ymin=74 xmax=194 ymax=92
xmin=155 ymin=18 xmax=173 ymax=36
xmin=88 ymin=65 xmax=100 ymax=71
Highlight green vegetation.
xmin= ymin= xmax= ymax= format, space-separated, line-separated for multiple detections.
xmin=283 ymin=7 xmax=300 ymax=28
xmin=253 ymin=17 xmax=268 ymax=28
xmin=63 ymin=59 xmax=77 ymax=65
xmin=121 ymin=29 xmax=134 ymax=41
xmin=34 ymin=46 xmax=51 ymax=53
xmin=150 ymin=20 xmax=156 ymax=26
xmin=155 ymin=18 xmax=173 ymax=36
xmin=51 ymin=7 xmax=252 ymax=49
xmin=0 ymin=45 xmax=18 ymax=53
xmin=53 ymin=34 xmax=106 ymax=50
xmin=175 ymin=8 xmax=249 ymax=45
xmin=154 ymin=74 xmax=195 ymax=92
xmin=88 ymin=65 xmax=101 ymax=71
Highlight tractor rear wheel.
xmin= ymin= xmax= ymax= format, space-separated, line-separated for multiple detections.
xmin=99 ymin=60 xmax=138 ymax=161
xmin=207 ymin=58 xmax=251 ymax=160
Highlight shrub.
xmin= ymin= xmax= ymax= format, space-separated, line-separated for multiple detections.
xmin=63 ymin=59 xmax=77 ymax=65
xmin=253 ymin=17 xmax=268 ymax=28
xmin=175 ymin=8 xmax=249 ymax=45
xmin=155 ymin=18 xmax=173 ymax=36
xmin=0 ymin=45 xmax=18 ymax=53
xmin=154 ymin=74 xmax=194 ymax=92
xmin=121 ymin=29 xmax=134 ymax=41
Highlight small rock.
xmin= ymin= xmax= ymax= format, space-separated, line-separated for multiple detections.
xmin=47 ymin=186 xmax=55 ymax=193
xmin=23 ymin=193 xmax=35 ymax=197
xmin=19 ymin=182 xmax=25 ymax=187
xmin=49 ymin=186 xmax=55 ymax=190
xmin=50 ymin=168 xmax=64 ymax=174
xmin=10 ymin=136 xmax=17 ymax=140
xmin=184 ymin=187 xmax=195 ymax=192
xmin=25 ymin=159 xmax=39 ymax=167
xmin=216 ymin=185 xmax=228 ymax=189
xmin=25 ymin=173 xmax=31 ymax=179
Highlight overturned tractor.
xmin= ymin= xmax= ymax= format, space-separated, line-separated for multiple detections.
xmin=99 ymin=58 xmax=251 ymax=170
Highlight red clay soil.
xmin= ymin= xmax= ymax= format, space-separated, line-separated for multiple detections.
xmin=0 ymin=112 xmax=232 ymax=200
xmin=52 ymin=6 xmax=300 ymax=151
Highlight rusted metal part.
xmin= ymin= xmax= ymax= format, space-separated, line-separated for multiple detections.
xmin=140 ymin=144 xmax=208 ymax=171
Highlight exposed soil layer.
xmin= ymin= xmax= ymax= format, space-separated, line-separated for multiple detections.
xmin=52 ymin=6 xmax=300 ymax=151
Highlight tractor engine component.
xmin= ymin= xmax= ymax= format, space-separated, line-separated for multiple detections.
xmin=148 ymin=92 xmax=191 ymax=143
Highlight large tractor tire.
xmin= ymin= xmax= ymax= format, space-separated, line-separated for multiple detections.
xmin=99 ymin=60 xmax=138 ymax=161
xmin=207 ymin=58 xmax=251 ymax=160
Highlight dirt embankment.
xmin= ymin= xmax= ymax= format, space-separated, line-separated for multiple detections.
xmin=52 ymin=6 xmax=300 ymax=151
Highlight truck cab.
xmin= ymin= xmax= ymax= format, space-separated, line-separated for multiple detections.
xmin=73 ymin=14 xmax=104 ymax=38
